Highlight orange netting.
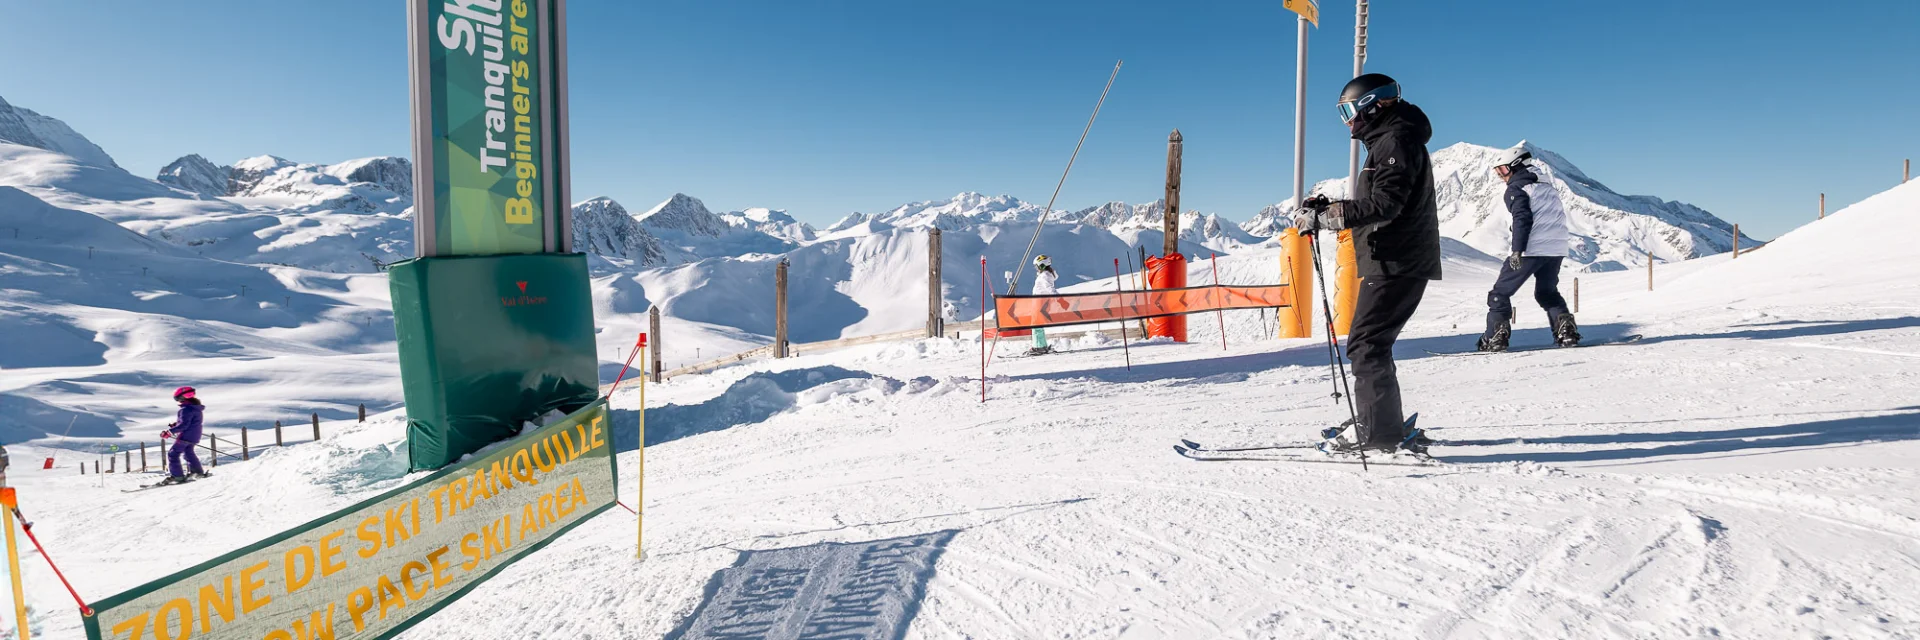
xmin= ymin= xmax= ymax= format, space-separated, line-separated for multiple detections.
xmin=994 ymin=284 xmax=1292 ymax=331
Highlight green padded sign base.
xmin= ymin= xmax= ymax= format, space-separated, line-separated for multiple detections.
xmin=388 ymin=253 xmax=599 ymax=471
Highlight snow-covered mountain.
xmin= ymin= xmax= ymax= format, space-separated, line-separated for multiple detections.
xmin=570 ymin=197 xmax=689 ymax=268
xmin=722 ymin=207 xmax=816 ymax=245
xmin=0 ymin=95 xmax=121 ymax=170
xmin=1240 ymin=142 xmax=1758 ymax=272
xmin=825 ymin=193 xmax=1254 ymax=253
xmin=637 ymin=193 xmax=803 ymax=257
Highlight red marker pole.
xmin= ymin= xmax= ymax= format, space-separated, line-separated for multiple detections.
xmin=980 ymin=257 xmax=988 ymax=403
xmin=1211 ymin=252 xmax=1227 ymax=351
xmin=1114 ymin=259 xmax=1132 ymax=371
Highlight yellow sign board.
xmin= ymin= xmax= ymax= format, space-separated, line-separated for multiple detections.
xmin=84 ymin=400 xmax=618 ymax=640
xmin=1284 ymin=0 xmax=1320 ymax=25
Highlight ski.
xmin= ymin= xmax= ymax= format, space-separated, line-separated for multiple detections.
xmin=1173 ymin=444 xmax=1440 ymax=467
xmin=1426 ymin=334 xmax=1642 ymax=357
xmin=1176 ymin=439 xmax=1321 ymax=453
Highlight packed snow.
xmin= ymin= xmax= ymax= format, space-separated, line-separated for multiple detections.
xmin=4 ymin=179 xmax=1918 ymax=639
xmin=4 ymin=92 xmax=1915 ymax=639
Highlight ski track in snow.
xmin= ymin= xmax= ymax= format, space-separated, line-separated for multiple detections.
xmin=6 ymin=184 xmax=1920 ymax=638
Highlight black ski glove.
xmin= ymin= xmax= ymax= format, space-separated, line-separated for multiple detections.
xmin=1507 ymin=252 xmax=1523 ymax=270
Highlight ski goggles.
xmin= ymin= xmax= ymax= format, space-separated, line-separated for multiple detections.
xmin=1337 ymin=82 xmax=1401 ymax=125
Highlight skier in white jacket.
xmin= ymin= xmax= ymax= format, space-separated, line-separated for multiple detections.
xmin=1479 ymin=147 xmax=1580 ymax=351
xmin=1029 ymin=255 xmax=1059 ymax=355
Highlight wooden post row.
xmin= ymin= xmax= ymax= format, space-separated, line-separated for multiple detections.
xmin=649 ymin=307 xmax=663 ymax=383
xmin=1163 ymin=130 xmax=1183 ymax=258
xmin=774 ymin=260 xmax=790 ymax=359
xmin=927 ymin=228 xmax=943 ymax=339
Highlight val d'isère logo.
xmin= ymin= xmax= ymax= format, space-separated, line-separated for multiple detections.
xmin=502 ymin=280 xmax=548 ymax=307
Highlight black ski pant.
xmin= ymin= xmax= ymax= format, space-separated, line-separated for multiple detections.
xmin=1346 ymin=275 xmax=1429 ymax=446
xmin=1484 ymin=256 xmax=1570 ymax=338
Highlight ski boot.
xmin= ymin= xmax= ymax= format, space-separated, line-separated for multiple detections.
xmin=1397 ymin=428 xmax=1434 ymax=456
xmin=191 ymin=470 xmax=213 ymax=480
xmin=156 ymin=475 xmax=192 ymax=486
xmin=1477 ymin=322 xmax=1511 ymax=352
xmin=1553 ymin=313 xmax=1582 ymax=347
xmin=1023 ymin=345 xmax=1055 ymax=356
xmin=1319 ymin=421 xmax=1398 ymax=456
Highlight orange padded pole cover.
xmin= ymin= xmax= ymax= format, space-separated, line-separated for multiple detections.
xmin=1332 ymin=230 xmax=1361 ymax=335
xmin=1278 ymin=233 xmax=1314 ymax=338
xmin=1144 ymin=253 xmax=1188 ymax=342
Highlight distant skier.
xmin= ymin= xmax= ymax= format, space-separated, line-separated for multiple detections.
xmin=1478 ymin=147 xmax=1581 ymax=352
xmin=159 ymin=386 xmax=209 ymax=486
xmin=1292 ymin=72 xmax=1439 ymax=455
xmin=1028 ymin=255 xmax=1058 ymax=356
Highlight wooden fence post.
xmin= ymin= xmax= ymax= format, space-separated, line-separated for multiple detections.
xmin=927 ymin=228 xmax=943 ymax=338
xmin=1820 ymin=193 xmax=1826 ymax=220
xmin=774 ymin=260 xmax=790 ymax=358
xmin=93 ymin=460 xmax=99 ymax=474
xmin=108 ymin=456 xmax=114 ymax=473
xmin=275 ymin=420 xmax=283 ymax=446
xmin=124 ymin=450 xmax=131 ymax=471
xmin=210 ymin=436 xmax=218 ymax=467
xmin=1164 ymin=130 xmax=1183 ymax=258
xmin=649 ymin=307 xmax=663 ymax=383
xmin=241 ymin=427 xmax=250 ymax=460
xmin=359 ymin=403 xmax=367 ymax=422
xmin=1905 ymin=159 xmax=1910 ymax=184
xmin=1573 ymin=277 xmax=1580 ymax=313
xmin=1732 ymin=224 xmax=1740 ymax=258
xmin=1647 ymin=251 xmax=1654 ymax=292
xmin=140 ymin=442 xmax=148 ymax=472
xmin=312 ymin=413 xmax=321 ymax=441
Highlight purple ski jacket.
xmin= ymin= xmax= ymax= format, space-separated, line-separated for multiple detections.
xmin=169 ymin=402 xmax=204 ymax=443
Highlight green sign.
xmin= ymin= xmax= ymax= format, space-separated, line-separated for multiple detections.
xmin=84 ymin=400 xmax=618 ymax=640
xmin=409 ymin=0 xmax=572 ymax=256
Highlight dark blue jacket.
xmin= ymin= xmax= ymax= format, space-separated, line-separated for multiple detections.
xmin=170 ymin=402 xmax=204 ymax=443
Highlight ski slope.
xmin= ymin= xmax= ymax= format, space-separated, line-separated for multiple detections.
xmin=4 ymin=184 xmax=1918 ymax=638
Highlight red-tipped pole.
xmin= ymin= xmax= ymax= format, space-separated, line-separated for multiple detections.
xmin=606 ymin=333 xmax=646 ymax=398
xmin=980 ymin=256 xmax=988 ymax=403
xmin=1114 ymin=258 xmax=1132 ymax=371
xmin=1211 ymin=252 xmax=1227 ymax=351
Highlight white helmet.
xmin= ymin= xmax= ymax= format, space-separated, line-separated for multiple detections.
xmin=1033 ymin=254 xmax=1051 ymax=269
xmin=1493 ymin=147 xmax=1533 ymax=173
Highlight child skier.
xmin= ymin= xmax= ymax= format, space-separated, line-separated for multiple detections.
xmin=1478 ymin=147 xmax=1580 ymax=351
xmin=1028 ymin=255 xmax=1059 ymax=356
xmin=159 ymin=386 xmax=210 ymax=486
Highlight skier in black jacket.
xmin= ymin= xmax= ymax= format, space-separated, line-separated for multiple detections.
xmin=1292 ymin=73 xmax=1441 ymax=455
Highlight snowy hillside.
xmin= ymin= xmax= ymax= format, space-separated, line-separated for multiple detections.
xmin=0 ymin=95 xmax=121 ymax=171
xmin=7 ymin=181 xmax=1917 ymax=640
xmin=1240 ymin=142 xmax=1758 ymax=272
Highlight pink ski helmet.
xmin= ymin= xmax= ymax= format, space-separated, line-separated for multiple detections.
xmin=173 ymin=386 xmax=196 ymax=401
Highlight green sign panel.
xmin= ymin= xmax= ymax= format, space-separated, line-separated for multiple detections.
xmin=409 ymin=0 xmax=572 ymax=256
xmin=84 ymin=400 xmax=618 ymax=640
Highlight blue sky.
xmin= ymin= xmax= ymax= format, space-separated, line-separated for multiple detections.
xmin=2 ymin=0 xmax=1913 ymax=238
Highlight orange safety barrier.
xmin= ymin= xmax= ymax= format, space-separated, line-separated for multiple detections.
xmin=1145 ymin=254 xmax=1189 ymax=341
xmin=995 ymin=283 xmax=1292 ymax=331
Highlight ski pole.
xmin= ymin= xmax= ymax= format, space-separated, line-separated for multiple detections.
xmin=1301 ymin=229 xmax=1366 ymax=471
xmin=1113 ymin=259 xmax=1132 ymax=371
xmin=1211 ymin=252 xmax=1227 ymax=351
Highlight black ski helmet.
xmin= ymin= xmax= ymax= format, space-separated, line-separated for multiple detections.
xmin=1337 ymin=73 xmax=1401 ymax=125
